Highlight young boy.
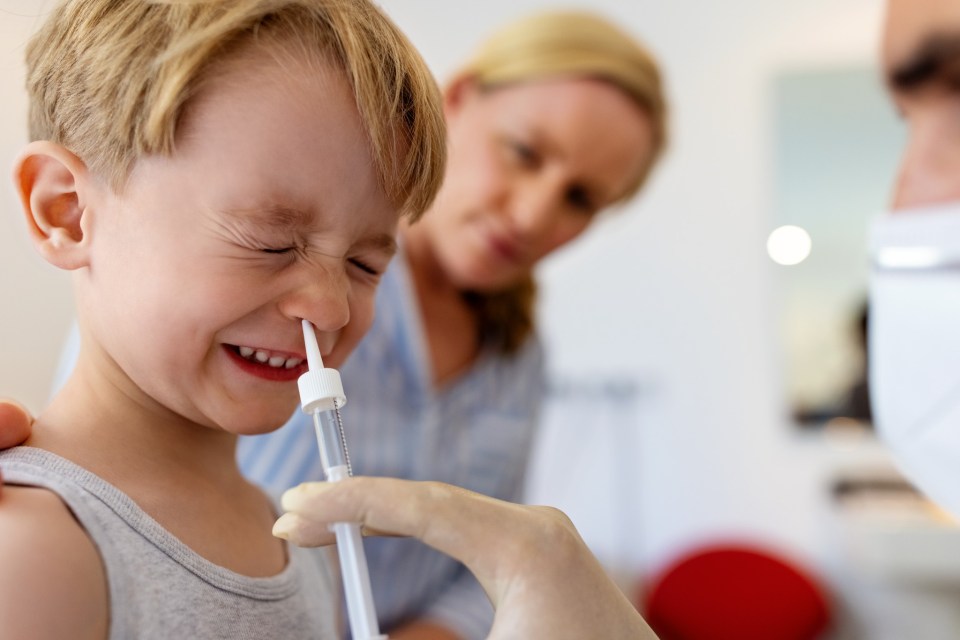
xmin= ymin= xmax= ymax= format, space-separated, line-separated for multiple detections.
xmin=0 ymin=1 xmax=445 ymax=638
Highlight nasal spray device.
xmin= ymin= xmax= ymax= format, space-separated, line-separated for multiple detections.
xmin=297 ymin=319 xmax=387 ymax=640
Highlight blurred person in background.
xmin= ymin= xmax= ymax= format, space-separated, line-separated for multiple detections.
xmin=866 ymin=0 xmax=960 ymax=522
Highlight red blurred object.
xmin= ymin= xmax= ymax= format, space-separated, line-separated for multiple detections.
xmin=642 ymin=543 xmax=832 ymax=640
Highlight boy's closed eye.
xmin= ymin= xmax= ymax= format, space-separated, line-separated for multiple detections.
xmin=249 ymin=241 xmax=306 ymax=262
xmin=348 ymin=258 xmax=381 ymax=276
xmin=256 ymin=243 xmax=386 ymax=279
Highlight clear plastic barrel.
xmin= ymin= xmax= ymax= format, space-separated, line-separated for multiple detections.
xmin=311 ymin=407 xmax=350 ymax=476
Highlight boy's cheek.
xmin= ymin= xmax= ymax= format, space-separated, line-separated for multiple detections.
xmin=333 ymin=298 xmax=379 ymax=366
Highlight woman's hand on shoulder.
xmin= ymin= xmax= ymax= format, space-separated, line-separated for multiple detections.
xmin=0 ymin=485 xmax=108 ymax=639
xmin=0 ymin=399 xmax=35 ymax=497
xmin=0 ymin=399 xmax=33 ymax=449
xmin=274 ymin=477 xmax=657 ymax=640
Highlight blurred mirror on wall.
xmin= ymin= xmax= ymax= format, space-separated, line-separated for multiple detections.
xmin=770 ymin=65 xmax=904 ymax=431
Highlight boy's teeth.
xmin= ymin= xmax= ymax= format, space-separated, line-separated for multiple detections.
xmin=236 ymin=345 xmax=304 ymax=370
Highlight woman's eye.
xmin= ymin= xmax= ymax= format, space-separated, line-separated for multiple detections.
xmin=566 ymin=186 xmax=595 ymax=213
xmin=260 ymin=246 xmax=296 ymax=255
xmin=506 ymin=139 xmax=540 ymax=168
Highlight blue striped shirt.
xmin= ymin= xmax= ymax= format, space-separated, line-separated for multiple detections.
xmin=237 ymin=251 xmax=546 ymax=639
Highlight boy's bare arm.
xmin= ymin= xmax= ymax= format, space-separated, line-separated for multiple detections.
xmin=0 ymin=486 xmax=108 ymax=639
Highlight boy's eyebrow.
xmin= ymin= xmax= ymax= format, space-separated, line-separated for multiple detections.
xmin=356 ymin=232 xmax=398 ymax=256
xmin=889 ymin=31 xmax=960 ymax=93
xmin=221 ymin=205 xmax=314 ymax=230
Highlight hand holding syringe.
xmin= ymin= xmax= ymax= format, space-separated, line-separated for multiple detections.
xmin=298 ymin=319 xmax=387 ymax=640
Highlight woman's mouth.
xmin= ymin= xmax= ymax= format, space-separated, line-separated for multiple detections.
xmin=486 ymin=231 xmax=523 ymax=263
xmin=224 ymin=344 xmax=307 ymax=382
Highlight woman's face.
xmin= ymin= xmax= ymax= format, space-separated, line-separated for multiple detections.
xmin=417 ymin=77 xmax=655 ymax=291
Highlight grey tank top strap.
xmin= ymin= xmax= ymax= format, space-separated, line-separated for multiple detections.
xmin=0 ymin=446 xmax=338 ymax=640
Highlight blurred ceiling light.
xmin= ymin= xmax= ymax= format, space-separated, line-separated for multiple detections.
xmin=767 ymin=225 xmax=812 ymax=266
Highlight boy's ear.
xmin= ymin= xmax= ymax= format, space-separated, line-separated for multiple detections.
xmin=14 ymin=141 xmax=93 ymax=270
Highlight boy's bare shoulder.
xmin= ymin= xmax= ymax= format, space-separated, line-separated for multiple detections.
xmin=0 ymin=485 xmax=108 ymax=640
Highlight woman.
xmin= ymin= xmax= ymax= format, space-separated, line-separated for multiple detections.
xmin=238 ymin=10 xmax=668 ymax=639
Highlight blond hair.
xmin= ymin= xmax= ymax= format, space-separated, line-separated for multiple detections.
xmin=25 ymin=0 xmax=446 ymax=218
xmin=454 ymin=11 xmax=669 ymax=354
xmin=457 ymin=10 xmax=668 ymax=201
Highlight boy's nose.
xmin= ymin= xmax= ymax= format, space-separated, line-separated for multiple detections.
xmin=279 ymin=262 xmax=351 ymax=349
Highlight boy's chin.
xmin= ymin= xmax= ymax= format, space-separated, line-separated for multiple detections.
xmin=220 ymin=405 xmax=299 ymax=436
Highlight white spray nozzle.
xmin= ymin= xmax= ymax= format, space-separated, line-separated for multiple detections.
xmin=301 ymin=318 xmax=324 ymax=370
xmin=298 ymin=320 xmax=346 ymax=414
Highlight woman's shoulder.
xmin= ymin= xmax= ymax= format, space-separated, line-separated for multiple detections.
xmin=0 ymin=485 xmax=108 ymax=639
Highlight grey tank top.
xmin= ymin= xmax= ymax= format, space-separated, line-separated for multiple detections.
xmin=0 ymin=447 xmax=338 ymax=640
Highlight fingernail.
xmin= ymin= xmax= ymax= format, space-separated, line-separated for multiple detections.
xmin=281 ymin=481 xmax=331 ymax=510
xmin=273 ymin=513 xmax=296 ymax=540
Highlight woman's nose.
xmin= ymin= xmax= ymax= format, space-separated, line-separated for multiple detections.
xmin=507 ymin=180 xmax=561 ymax=239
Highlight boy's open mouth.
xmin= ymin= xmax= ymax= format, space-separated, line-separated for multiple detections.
xmin=224 ymin=344 xmax=308 ymax=381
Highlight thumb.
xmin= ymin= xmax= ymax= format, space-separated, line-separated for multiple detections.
xmin=0 ymin=400 xmax=34 ymax=449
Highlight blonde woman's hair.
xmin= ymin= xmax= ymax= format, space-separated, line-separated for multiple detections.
xmin=457 ymin=10 xmax=667 ymax=202
xmin=25 ymin=0 xmax=446 ymax=219
xmin=454 ymin=10 xmax=669 ymax=354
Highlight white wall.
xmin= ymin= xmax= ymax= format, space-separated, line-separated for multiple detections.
xmin=1 ymin=1 xmax=72 ymax=414
xmin=3 ymin=1 xmax=956 ymax=636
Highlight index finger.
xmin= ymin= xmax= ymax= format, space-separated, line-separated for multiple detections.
xmin=275 ymin=477 xmax=558 ymax=589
